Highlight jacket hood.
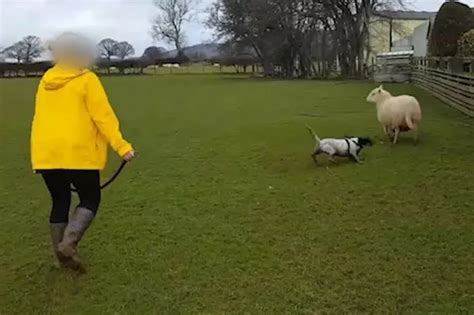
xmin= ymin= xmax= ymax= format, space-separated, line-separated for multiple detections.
xmin=42 ymin=65 xmax=89 ymax=90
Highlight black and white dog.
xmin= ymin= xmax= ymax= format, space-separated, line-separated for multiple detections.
xmin=306 ymin=125 xmax=373 ymax=163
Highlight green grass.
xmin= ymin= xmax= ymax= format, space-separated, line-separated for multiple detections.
xmin=0 ymin=74 xmax=473 ymax=314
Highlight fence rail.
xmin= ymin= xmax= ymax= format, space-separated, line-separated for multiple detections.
xmin=411 ymin=57 xmax=474 ymax=117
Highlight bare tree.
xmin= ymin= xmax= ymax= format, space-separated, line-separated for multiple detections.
xmin=98 ymin=38 xmax=119 ymax=60
xmin=114 ymin=41 xmax=135 ymax=59
xmin=22 ymin=36 xmax=44 ymax=63
xmin=207 ymin=0 xmax=407 ymax=78
xmin=151 ymin=0 xmax=197 ymax=53
xmin=143 ymin=46 xmax=167 ymax=61
xmin=3 ymin=43 xmax=26 ymax=63
xmin=3 ymin=35 xmax=44 ymax=63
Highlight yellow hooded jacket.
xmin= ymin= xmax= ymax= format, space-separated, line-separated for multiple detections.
xmin=31 ymin=66 xmax=132 ymax=170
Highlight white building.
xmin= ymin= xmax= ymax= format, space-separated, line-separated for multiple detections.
xmin=404 ymin=17 xmax=436 ymax=57
xmin=393 ymin=7 xmax=474 ymax=57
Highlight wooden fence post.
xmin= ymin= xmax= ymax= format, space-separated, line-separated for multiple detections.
xmin=410 ymin=56 xmax=474 ymax=117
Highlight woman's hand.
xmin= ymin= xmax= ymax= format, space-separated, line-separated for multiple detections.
xmin=122 ymin=150 xmax=136 ymax=162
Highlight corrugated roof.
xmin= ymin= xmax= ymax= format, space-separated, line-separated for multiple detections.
xmin=377 ymin=51 xmax=414 ymax=57
xmin=375 ymin=10 xmax=437 ymax=20
xmin=376 ymin=7 xmax=474 ymax=20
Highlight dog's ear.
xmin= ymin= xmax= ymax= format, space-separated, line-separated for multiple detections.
xmin=365 ymin=137 xmax=374 ymax=146
xmin=357 ymin=137 xmax=370 ymax=146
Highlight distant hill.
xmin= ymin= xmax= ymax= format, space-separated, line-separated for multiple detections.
xmin=163 ymin=43 xmax=223 ymax=60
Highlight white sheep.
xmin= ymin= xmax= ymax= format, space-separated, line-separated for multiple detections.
xmin=366 ymin=85 xmax=422 ymax=144
xmin=162 ymin=63 xmax=180 ymax=68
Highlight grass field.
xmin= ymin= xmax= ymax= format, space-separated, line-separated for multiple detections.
xmin=0 ymin=74 xmax=473 ymax=314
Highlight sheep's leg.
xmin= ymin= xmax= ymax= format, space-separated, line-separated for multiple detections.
xmin=383 ymin=126 xmax=391 ymax=140
xmin=412 ymin=124 xmax=419 ymax=145
xmin=393 ymin=128 xmax=400 ymax=144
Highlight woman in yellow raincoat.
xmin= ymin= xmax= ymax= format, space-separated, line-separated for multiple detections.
xmin=31 ymin=33 xmax=135 ymax=270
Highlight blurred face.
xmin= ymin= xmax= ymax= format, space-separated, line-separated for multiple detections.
xmin=53 ymin=50 xmax=94 ymax=69
xmin=51 ymin=33 xmax=95 ymax=69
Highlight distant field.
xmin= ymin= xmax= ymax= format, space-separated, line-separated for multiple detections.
xmin=0 ymin=74 xmax=473 ymax=314
xmin=97 ymin=64 xmax=241 ymax=75
xmin=144 ymin=64 xmax=241 ymax=75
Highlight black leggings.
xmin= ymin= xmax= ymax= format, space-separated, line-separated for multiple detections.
xmin=40 ymin=170 xmax=101 ymax=223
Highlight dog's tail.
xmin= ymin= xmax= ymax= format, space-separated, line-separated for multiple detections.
xmin=306 ymin=125 xmax=321 ymax=143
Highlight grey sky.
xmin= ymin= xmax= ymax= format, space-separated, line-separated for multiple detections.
xmin=1 ymin=0 xmax=474 ymax=56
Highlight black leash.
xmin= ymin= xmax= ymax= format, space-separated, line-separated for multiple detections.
xmin=71 ymin=160 xmax=128 ymax=192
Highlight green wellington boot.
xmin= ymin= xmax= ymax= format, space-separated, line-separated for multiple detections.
xmin=50 ymin=223 xmax=67 ymax=267
xmin=57 ymin=207 xmax=95 ymax=271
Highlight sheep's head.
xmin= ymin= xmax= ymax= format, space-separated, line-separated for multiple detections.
xmin=366 ymin=85 xmax=388 ymax=103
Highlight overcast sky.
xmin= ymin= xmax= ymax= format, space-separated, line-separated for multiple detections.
xmin=1 ymin=0 xmax=474 ymax=56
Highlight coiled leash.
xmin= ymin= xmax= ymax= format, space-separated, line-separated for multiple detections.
xmin=71 ymin=160 xmax=128 ymax=192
